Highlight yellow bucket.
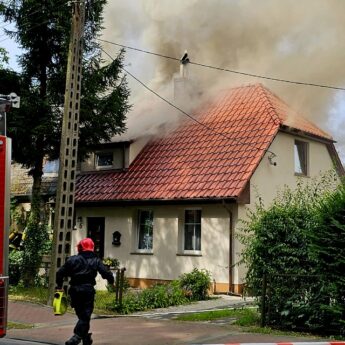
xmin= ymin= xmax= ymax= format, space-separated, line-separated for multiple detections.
xmin=53 ymin=291 xmax=68 ymax=315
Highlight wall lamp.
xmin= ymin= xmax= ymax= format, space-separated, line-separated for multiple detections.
xmin=268 ymin=152 xmax=277 ymax=166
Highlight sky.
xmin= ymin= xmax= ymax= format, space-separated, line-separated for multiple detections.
xmin=1 ymin=0 xmax=344 ymax=162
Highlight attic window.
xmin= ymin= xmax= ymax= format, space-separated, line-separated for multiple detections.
xmin=294 ymin=140 xmax=308 ymax=176
xmin=96 ymin=152 xmax=113 ymax=168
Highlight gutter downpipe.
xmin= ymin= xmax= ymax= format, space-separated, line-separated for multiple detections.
xmin=222 ymin=200 xmax=234 ymax=294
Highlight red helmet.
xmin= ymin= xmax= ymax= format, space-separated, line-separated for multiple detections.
xmin=77 ymin=238 xmax=94 ymax=252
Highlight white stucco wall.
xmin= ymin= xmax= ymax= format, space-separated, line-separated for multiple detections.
xmin=74 ymin=204 xmax=234 ymax=289
xmin=74 ymin=130 xmax=338 ymax=290
xmin=233 ymin=131 xmax=338 ymax=286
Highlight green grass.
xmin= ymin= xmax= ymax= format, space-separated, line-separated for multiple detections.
xmin=9 ymin=286 xmax=48 ymax=305
xmin=94 ymin=290 xmax=117 ymax=314
xmin=175 ymin=308 xmax=328 ymax=338
xmin=9 ymin=286 xmax=118 ymax=314
xmin=7 ymin=321 xmax=34 ymax=329
xmin=176 ymin=307 xmax=260 ymax=326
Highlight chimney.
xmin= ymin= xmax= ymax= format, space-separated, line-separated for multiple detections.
xmin=174 ymin=50 xmax=191 ymax=102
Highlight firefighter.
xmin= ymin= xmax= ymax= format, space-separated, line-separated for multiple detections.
xmin=56 ymin=238 xmax=115 ymax=345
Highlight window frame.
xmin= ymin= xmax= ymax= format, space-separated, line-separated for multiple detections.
xmin=136 ymin=209 xmax=154 ymax=253
xmin=294 ymin=140 xmax=309 ymax=176
xmin=95 ymin=151 xmax=114 ymax=170
xmin=182 ymin=208 xmax=202 ymax=255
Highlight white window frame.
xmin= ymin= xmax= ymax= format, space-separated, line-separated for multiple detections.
xmin=182 ymin=208 xmax=202 ymax=255
xmin=294 ymin=140 xmax=309 ymax=176
xmin=95 ymin=151 xmax=114 ymax=170
xmin=136 ymin=209 xmax=154 ymax=253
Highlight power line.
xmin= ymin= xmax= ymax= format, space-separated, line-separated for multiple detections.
xmin=97 ymin=38 xmax=345 ymax=92
xmin=100 ymin=47 xmax=276 ymax=157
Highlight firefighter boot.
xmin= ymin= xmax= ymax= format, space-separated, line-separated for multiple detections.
xmin=83 ymin=333 xmax=93 ymax=345
xmin=65 ymin=334 xmax=82 ymax=345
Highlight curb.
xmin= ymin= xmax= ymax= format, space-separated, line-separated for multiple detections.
xmin=195 ymin=343 xmax=345 ymax=345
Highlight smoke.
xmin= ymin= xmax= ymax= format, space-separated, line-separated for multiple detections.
xmin=102 ymin=0 xmax=345 ymax=161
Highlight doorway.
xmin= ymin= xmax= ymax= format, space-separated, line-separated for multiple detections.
xmin=87 ymin=217 xmax=105 ymax=259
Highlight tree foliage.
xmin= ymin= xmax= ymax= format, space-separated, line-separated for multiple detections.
xmin=0 ymin=47 xmax=8 ymax=68
xmin=240 ymin=171 xmax=344 ymax=334
xmin=308 ymin=179 xmax=345 ymax=334
xmin=0 ymin=0 xmax=130 ymax=285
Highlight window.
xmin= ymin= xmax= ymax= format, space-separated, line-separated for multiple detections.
xmin=96 ymin=152 xmax=113 ymax=168
xmin=294 ymin=140 xmax=308 ymax=176
xmin=184 ymin=209 xmax=201 ymax=251
xmin=137 ymin=210 xmax=153 ymax=251
xmin=43 ymin=159 xmax=59 ymax=175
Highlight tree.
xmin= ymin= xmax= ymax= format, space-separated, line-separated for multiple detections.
xmin=0 ymin=0 xmax=130 ymax=285
xmin=0 ymin=47 xmax=8 ymax=68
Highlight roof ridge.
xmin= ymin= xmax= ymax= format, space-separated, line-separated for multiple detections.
xmin=255 ymin=84 xmax=332 ymax=141
xmin=255 ymin=84 xmax=282 ymax=126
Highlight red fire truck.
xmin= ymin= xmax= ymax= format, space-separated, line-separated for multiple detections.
xmin=0 ymin=135 xmax=11 ymax=337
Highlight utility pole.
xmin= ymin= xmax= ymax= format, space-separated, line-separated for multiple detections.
xmin=48 ymin=0 xmax=85 ymax=303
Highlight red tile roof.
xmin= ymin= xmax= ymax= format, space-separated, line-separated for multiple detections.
xmin=76 ymin=84 xmax=333 ymax=203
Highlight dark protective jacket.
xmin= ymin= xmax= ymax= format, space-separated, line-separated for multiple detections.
xmin=56 ymin=251 xmax=114 ymax=288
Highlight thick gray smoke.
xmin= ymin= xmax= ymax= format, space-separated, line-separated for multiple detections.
xmin=102 ymin=0 xmax=345 ymax=161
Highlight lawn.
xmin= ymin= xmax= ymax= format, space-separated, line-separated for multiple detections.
xmin=176 ymin=307 xmax=260 ymax=326
xmin=9 ymin=285 xmax=117 ymax=314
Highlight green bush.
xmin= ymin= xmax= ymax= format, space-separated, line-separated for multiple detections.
xmin=240 ymin=171 xmax=343 ymax=334
xmin=179 ymin=268 xmax=211 ymax=301
xmin=9 ymin=250 xmax=23 ymax=285
xmin=308 ymin=180 xmax=345 ymax=334
xmin=115 ymin=280 xmax=188 ymax=314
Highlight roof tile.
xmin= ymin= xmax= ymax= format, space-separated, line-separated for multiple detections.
xmin=76 ymin=84 xmax=332 ymax=203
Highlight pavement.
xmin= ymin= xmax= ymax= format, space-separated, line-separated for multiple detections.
xmin=0 ymin=296 xmax=333 ymax=345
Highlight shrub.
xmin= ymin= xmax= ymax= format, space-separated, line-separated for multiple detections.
xmin=178 ymin=268 xmax=211 ymax=301
xmin=308 ymin=180 xmax=345 ymax=334
xmin=239 ymin=171 xmax=343 ymax=334
xmin=9 ymin=250 xmax=23 ymax=285
xmin=115 ymin=280 xmax=188 ymax=314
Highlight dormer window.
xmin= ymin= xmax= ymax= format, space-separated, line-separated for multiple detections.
xmin=96 ymin=152 xmax=113 ymax=168
xmin=80 ymin=142 xmax=130 ymax=173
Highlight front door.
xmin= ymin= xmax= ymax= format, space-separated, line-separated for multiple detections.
xmin=87 ymin=217 xmax=105 ymax=259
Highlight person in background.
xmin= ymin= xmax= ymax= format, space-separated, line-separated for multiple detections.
xmin=56 ymin=238 xmax=115 ymax=345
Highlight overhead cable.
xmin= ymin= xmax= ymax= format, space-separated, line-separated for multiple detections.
xmin=97 ymin=38 xmax=345 ymax=92
xmin=100 ymin=47 xmax=276 ymax=156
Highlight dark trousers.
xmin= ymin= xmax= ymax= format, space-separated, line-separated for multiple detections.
xmin=69 ymin=284 xmax=95 ymax=338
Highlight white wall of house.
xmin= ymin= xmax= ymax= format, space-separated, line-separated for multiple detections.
xmin=74 ymin=203 xmax=235 ymax=290
xmin=74 ymin=131 xmax=338 ymax=291
xmin=233 ymin=130 xmax=337 ymax=286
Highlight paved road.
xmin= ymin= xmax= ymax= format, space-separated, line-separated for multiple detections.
xmin=2 ymin=296 xmax=328 ymax=345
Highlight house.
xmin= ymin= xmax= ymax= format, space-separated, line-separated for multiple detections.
xmin=74 ymin=83 xmax=344 ymax=293
xmin=10 ymin=160 xmax=58 ymax=237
